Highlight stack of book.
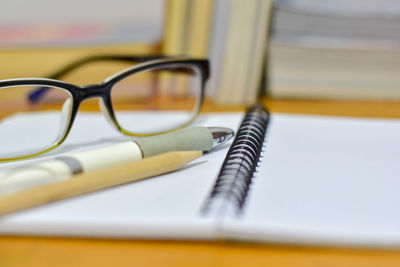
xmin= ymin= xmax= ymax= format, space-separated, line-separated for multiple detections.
xmin=268 ymin=0 xmax=400 ymax=100
xmin=164 ymin=0 xmax=400 ymax=103
xmin=162 ymin=0 xmax=272 ymax=105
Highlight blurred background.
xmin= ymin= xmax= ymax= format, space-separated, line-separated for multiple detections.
xmin=0 ymin=0 xmax=164 ymax=86
xmin=0 ymin=0 xmax=163 ymax=46
xmin=1 ymin=0 xmax=400 ymax=106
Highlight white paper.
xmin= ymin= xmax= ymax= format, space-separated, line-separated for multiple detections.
xmin=2 ymin=111 xmax=400 ymax=247
xmin=0 ymin=111 xmax=243 ymax=238
xmin=223 ymin=114 xmax=400 ymax=247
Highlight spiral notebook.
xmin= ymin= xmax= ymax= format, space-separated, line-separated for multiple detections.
xmin=1 ymin=105 xmax=400 ymax=247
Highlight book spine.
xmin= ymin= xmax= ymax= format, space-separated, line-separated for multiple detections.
xmin=201 ymin=104 xmax=270 ymax=216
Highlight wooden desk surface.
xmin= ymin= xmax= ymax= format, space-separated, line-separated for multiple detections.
xmin=2 ymin=98 xmax=400 ymax=267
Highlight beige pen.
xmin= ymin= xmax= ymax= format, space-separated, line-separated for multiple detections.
xmin=0 ymin=126 xmax=234 ymax=196
xmin=0 ymin=151 xmax=203 ymax=216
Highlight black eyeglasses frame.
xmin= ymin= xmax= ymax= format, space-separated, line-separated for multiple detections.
xmin=0 ymin=57 xmax=209 ymax=161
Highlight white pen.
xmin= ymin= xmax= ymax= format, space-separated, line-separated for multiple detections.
xmin=0 ymin=126 xmax=234 ymax=196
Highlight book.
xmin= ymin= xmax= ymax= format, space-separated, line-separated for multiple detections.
xmin=204 ymin=0 xmax=230 ymax=98
xmin=1 ymin=106 xmax=400 ymax=247
xmin=185 ymin=0 xmax=213 ymax=58
xmin=215 ymin=0 xmax=271 ymax=105
xmin=267 ymin=0 xmax=400 ymax=100
xmin=161 ymin=0 xmax=212 ymax=96
xmin=162 ymin=0 xmax=213 ymax=58
xmin=162 ymin=0 xmax=190 ymax=58
xmin=162 ymin=0 xmax=272 ymax=105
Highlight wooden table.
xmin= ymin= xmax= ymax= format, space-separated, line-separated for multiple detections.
xmin=2 ymin=98 xmax=400 ymax=267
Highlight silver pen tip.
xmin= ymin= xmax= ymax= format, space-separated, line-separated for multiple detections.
xmin=207 ymin=127 xmax=235 ymax=150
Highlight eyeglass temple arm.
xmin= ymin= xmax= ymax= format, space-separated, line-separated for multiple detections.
xmin=27 ymin=54 xmax=167 ymax=103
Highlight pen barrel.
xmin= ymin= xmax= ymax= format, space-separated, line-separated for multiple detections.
xmin=136 ymin=126 xmax=213 ymax=157
xmin=0 ymin=160 xmax=71 ymax=196
xmin=0 ymin=142 xmax=142 ymax=196
xmin=0 ymin=151 xmax=202 ymax=216
xmin=71 ymin=141 xmax=142 ymax=172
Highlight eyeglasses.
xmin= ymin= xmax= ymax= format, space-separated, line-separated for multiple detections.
xmin=0 ymin=55 xmax=209 ymax=161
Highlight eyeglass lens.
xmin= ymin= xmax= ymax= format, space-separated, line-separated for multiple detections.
xmin=0 ymin=85 xmax=72 ymax=159
xmin=110 ymin=64 xmax=202 ymax=134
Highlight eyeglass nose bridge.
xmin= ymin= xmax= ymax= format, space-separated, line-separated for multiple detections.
xmin=76 ymin=83 xmax=110 ymax=102
xmin=74 ymin=83 xmax=119 ymax=132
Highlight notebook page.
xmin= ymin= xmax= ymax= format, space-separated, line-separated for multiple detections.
xmin=0 ymin=112 xmax=242 ymax=238
xmin=222 ymin=113 xmax=400 ymax=247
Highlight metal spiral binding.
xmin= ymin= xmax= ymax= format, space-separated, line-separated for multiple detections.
xmin=201 ymin=104 xmax=270 ymax=216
